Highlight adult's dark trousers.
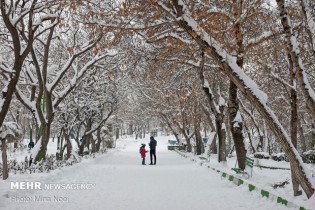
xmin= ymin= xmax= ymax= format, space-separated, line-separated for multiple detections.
xmin=150 ymin=149 xmax=156 ymax=164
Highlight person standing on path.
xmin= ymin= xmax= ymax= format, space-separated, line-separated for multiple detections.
xmin=149 ymin=136 xmax=157 ymax=165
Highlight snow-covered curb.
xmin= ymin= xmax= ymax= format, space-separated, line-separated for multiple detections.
xmin=174 ymin=149 xmax=309 ymax=210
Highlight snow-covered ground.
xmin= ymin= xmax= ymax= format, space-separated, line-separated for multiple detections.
xmin=0 ymin=135 xmax=313 ymax=210
xmin=196 ymin=151 xmax=314 ymax=209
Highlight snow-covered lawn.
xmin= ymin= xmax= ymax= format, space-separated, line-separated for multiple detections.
xmin=0 ymin=135 xmax=313 ymax=210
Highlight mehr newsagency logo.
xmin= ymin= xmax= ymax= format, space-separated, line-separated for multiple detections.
xmin=11 ymin=181 xmax=96 ymax=190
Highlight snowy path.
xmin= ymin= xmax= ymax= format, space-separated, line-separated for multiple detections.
xmin=1 ymin=137 xmax=290 ymax=210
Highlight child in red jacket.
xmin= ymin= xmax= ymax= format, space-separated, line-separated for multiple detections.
xmin=140 ymin=144 xmax=147 ymax=165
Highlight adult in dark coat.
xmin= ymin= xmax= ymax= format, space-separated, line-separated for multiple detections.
xmin=149 ymin=136 xmax=157 ymax=165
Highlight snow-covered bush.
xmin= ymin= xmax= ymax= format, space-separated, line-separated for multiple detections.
xmin=253 ymin=152 xmax=270 ymax=159
xmin=271 ymin=153 xmax=288 ymax=162
xmin=272 ymin=179 xmax=289 ymax=189
xmin=302 ymin=150 xmax=315 ymax=164
xmin=0 ymin=154 xmax=81 ymax=178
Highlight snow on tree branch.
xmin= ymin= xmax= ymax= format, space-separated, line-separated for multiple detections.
xmin=53 ymin=51 xmax=118 ymax=108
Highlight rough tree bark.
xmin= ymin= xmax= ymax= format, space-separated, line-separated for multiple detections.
xmin=194 ymin=123 xmax=204 ymax=155
xmin=288 ymin=51 xmax=302 ymax=196
xmin=193 ymin=104 xmax=204 ymax=155
xmin=229 ymin=82 xmax=246 ymax=169
xmin=216 ymin=117 xmax=226 ymax=162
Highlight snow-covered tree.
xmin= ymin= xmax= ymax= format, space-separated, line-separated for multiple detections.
xmin=117 ymin=0 xmax=315 ymax=198
xmin=14 ymin=4 xmax=117 ymax=161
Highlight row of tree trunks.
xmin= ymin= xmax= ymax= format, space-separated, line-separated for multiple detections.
xmin=275 ymin=0 xmax=315 ymax=128
xmin=163 ymin=0 xmax=314 ymax=198
xmin=276 ymin=0 xmax=312 ymax=197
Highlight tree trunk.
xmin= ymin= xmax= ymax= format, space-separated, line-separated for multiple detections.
xmin=194 ymin=121 xmax=204 ymax=155
xmin=198 ymin=51 xmax=225 ymax=160
xmin=229 ymin=82 xmax=246 ymax=169
xmin=311 ymin=130 xmax=315 ymax=150
xmin=116 ymin=128 xmax=120 ymax=140
xmin=35 ymin=123 xmax=51 ymax=162
xmin=86 ymin=119 xmax=93 ymax=152
xmin=298 ymin=116 xmax=307 ymax=153
xmin=59 ymin=131 xmax=65 ymax=160
xmin=14 ymin=140 xmax=18 ymax=150
xmin=289 ymin=49 xmax=302 ymax=196
xmin=256 ymin=135 xmax=263 ymax=152
xmin=79 ymin=137 xmax=86 ymax=156
xmin=229 ymin=6 xmax=247 ymax=169
xmin=179 ymin=126 xmax=192 ymax=153
xmin=178 ymin=125 xmax=192 ymax=152
xmin=184 ymin=134 xmax=192 ymax=152
xmin=56 ymin=129 xmax=62 ymax=160
xmin=301 ymin=0 xmax=315 ymax=56
xmin=90 ymin=125 xmax=98 ymax=153
xmin=210 ymin=134 xmax=217 ymax=154
xmin=96 ymin=128 xmax=102 ymax=152
xmin=79 ymin=119 xmax=93 ymax=156
xmin=216 ymin=119 xmax=226 ymax=162
xmin=263 ymin=122 xmax=270 ymax=153
xmin=1 ymin=138 xmax=8 ymax=180
xmin=202 ymin=105 xmax=217 ymax=153
xmin=91 ymin=138 xmax=96 ymax=154
xmin=225 ymin=114 xmax=232 ymax=155
xmin=65 ymin=133 xmax=72 ymax=160
xmin=244 ymin=122 xmax=256 ymax=154
xmin=290 ymin=106 xmax=301 ymax=196
xmin=129 ymin=124 xmax=133 ymax=135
